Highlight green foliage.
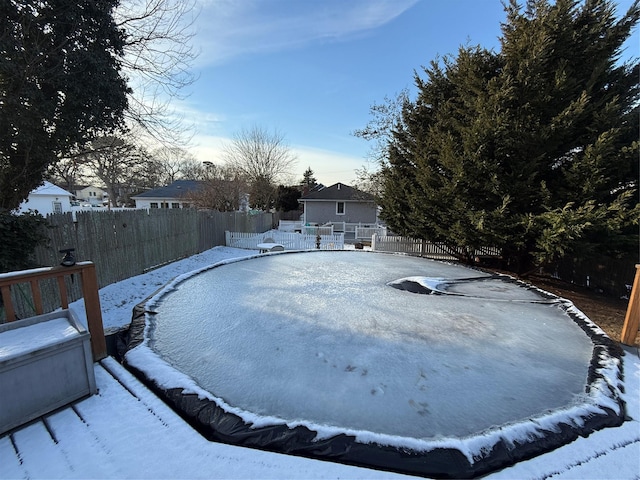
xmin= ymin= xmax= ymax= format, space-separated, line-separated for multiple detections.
xmin=300 ymin=167 xmax=318 ymax=193
xmin=275 ymin=185 xmax=301 ymax=212
xmin=376 ymin=0 xmax=639 ymax=272
xmin=0 ymin=0 xmax=130 ymax=211
xmin=0 ymin=211 xmax=50 ymax=273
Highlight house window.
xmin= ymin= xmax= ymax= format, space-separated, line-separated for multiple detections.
xmin=182 ymin=203 xmax=191 ymax=209
xmin=336 ymin=201 xmax=345 ymax=215
xmin=150 ymin=203 xmax=158 ymax=208
xmin=53 ymin=202 xmax=62 ymax=214
xmin=171 ymin=202 xmax=180 ymax=209
xmin=161 ymin=202 xmax=169 ymax=209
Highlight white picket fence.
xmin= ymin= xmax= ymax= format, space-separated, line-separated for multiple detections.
xmin=277 ymin=221 xmax=333 ymax=235
xmin=278 ymin=220 xmax=302 ymax=232
xmin=225 ymin=230 xmax=345 ymax=251
xmin=278 ymin=220 xmax=385 ymax=240
xmin=355 ymin=225 xmax=387 ymax=240
xmin=371 ymin=234 xmax=501 ymax=260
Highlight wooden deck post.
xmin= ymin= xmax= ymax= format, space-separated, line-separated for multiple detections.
xmin=79 ymin=263 xmax=107 ymax=360
xmin=620 ymin=264 xmax=640 ymax=346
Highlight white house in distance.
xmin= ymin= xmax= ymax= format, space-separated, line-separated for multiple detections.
xmin=72 ymin=185 xmax=108 ymax=206
xmin=17 ymin=182 xmax=73 ymax=215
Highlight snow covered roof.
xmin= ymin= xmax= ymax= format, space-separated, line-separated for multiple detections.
xmin=30 ymin=181 xmax=73 ymax=197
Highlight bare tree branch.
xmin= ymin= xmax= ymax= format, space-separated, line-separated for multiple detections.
xmin=353 ymin=88 xmax=409 ymax=164
xmin=114 ymin=0 xmax=199 ymax=147
xmin=182 ymin=164 xmax=248 ymax=211
xmin=223 ymin=125 xmax=297 ymax=185
xmin=150 ymin=146 xmax=197 ymax=184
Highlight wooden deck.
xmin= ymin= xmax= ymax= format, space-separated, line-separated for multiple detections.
xmin=0 ymin=358 xmax=405 ymax=479
xmin=1 ymin=352 xmax=639 ymax=479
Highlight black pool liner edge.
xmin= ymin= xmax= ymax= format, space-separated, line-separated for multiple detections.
xmin=119 ymin=256 xmax=627 ymax=479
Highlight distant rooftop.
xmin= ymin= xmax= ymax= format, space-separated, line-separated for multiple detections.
xmin=31 ymin=181 xmax=73 ymax=197
xmin=132 ymin=180 xmax=203 ymax=199
xmin=299 ymin=183 xmax=374 ymax=201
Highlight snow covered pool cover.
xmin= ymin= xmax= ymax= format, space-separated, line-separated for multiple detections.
xmin=123 ymin=251 xmax=625 ymax=479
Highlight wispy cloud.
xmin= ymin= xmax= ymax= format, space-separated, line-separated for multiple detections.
xmin=194 ymin=0 xmax=419 ymax=66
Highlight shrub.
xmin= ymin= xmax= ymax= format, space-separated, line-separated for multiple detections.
xmin=0 ymin=211 xmax=50 ymax=273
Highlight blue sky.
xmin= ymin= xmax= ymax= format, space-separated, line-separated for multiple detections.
xmin=180 ymin=0 xmax=639 ymax=187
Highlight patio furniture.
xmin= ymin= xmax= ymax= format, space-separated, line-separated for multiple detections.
xmin=257 ymin=242 xmax=285 ymax=253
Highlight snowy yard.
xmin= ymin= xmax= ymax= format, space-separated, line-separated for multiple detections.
xmin=1 ymin=246 xmax=638 ymax=479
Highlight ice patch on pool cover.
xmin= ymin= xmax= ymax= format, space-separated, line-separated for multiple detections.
xmin=387 ymin=275 xmax=557 ymax=302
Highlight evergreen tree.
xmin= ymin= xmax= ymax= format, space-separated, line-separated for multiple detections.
xmin=0 ymin=0 xmax=130 ymax=211
xmin=275 ymin=185 xmax=301 ymax=212
xmin=378 ymin=0 xmax=639 ymax=271
xmin=300 ymin=167 xmax=318 ymax=194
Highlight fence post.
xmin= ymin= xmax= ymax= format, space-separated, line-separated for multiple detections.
xmin=79 ymin=263 xmax=107 ymax=361
xmin=620 ymin=264 xmax=640 ymax=345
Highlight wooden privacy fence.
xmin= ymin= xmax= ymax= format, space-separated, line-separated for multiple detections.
xmin=32 ymin=209 xmax=275 ymax=289
xmin=555 ymin=254 xmax=638 ymax=299
xmin=0 ymin=262 xmax=106 ymax=361
xmin=226 ymin=230 xmax=345 ymax=250
xmin=0 ymin=209 xmax=275 ymax=324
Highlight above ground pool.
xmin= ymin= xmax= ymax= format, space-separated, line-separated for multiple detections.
xmin=123 ymin=251 xmax=625 ymax=479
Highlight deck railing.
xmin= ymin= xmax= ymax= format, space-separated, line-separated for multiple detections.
xmin=0 ymin=262 xmax=106 ymax=361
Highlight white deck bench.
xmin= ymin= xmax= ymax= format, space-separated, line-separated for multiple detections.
xmin=0 ymin=309 xmax=97 ymax=435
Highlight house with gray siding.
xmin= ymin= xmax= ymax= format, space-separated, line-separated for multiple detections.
xmin=298 ymin=183 xmax=377 ymax=226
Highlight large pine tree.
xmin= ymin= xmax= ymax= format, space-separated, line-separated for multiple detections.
xmin=379 ymin=0 xmax=639 ymax=271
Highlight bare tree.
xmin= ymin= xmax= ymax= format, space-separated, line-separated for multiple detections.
xmin=114 ymin=0 xmax=199 ymax=147
xmin=80 ymin=136 xmax=148 ymax=208
xmin=222 ymin=125 xmax=297 ymax=210
xmin=179 ymin=157 xmax=208 ymax=180
xmin=48 ymin=152 xmax=86 ymax=195
xmin=353 ymin=164 xmax=385 ymax=199
xmin=151 ymin=146 xmax=197 ymax=184
xmin=183 ymin=163 xmax=247 ymax=211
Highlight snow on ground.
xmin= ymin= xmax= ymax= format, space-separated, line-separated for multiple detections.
xmin=2 ymin=246 xmax=638 ymax=479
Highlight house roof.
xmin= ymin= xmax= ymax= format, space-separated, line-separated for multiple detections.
xmin=31 ymin=181 xmax=73 ymax=197
xmin=131 ymin=180 xmax=203 ymax=199
xmin=299 ymin=183 xmax=374 ymax=202
xmin=74 ymin=185 xmax=106 ymax=192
